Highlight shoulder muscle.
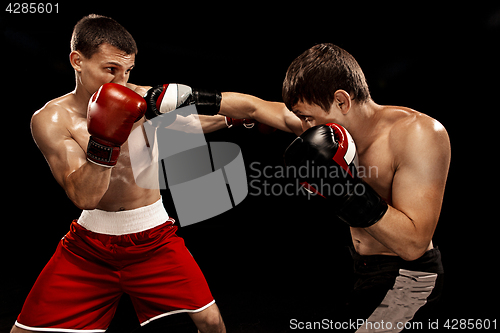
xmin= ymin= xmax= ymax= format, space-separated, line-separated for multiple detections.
xmin=393 ymin=114 xmax=450 ymax=173
xmin=390 ymin=113 xmax=451 ymax=224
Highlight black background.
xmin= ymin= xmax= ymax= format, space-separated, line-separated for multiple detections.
xmin=1 ymin=3 xmax=499 ymax=332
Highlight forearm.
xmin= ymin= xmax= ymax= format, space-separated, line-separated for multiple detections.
xmin=219 ymin=92 xmax=258 ymax=119
xmin=64 ymin=161 xmax=112 ymax=210
xmin=364 ymin=205 xmax=432 ymax=261
xmin=200 ymin=115 xmax=228 ymax=133
xmin=165 ymin=114 xmax=227 ymax=133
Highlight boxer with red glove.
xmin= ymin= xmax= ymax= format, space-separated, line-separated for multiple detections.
xmin=86 ymin=83 xmax=147 ymax=167
xmin=284 ymin=123 xmax=388 ymax=228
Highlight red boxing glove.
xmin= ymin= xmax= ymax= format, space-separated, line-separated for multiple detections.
xmin=86 ymin=83 xmax=147 ymax=167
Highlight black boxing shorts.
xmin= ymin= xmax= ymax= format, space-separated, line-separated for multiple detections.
xmin=347 ymin=246 xmax=444 ymax=333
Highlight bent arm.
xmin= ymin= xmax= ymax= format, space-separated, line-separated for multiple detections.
xmin=64 ymin=157 xmax=111 ymax=210
xmin=31 ymin=108 xmax=111 ymax=210
xmin=220 ymin=92 xmax=302 ymax=135
xmin=363 ymin=119 xmax=451 ymax=261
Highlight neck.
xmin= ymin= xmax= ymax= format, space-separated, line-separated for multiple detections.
xmin=71 ymin=75 xmax=92 ymax=117
xmin=343 ymin=99 xmax=382 ymax=153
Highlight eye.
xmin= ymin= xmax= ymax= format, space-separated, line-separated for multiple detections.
xmin=105 ymin=67 xmax=116 ymax=73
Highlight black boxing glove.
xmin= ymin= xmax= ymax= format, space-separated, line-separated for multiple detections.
xmin=284 ymin=123 xmax=388 ymax=228
xmin=143 ymin=83 xmax=221 ymax=124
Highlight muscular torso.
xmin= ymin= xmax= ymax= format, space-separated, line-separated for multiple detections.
xmin=345 ymin=106 xmax=434 ymax=256
xmin=41 ymin=92 xmax=160 ymax=212
xmin=94 ymin=139 xmax=160 ymax=212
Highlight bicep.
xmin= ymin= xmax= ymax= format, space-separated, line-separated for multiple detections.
xmin=32 ymin=116 xmax=87 ymax=189
xmin=252 ymin=98 xmax=302 ymax=134
xmin=49 ymin=139 xmax=88 ymax=188
xmin=392 ymin=163 xmax=446 ymax=228
xmin=221 ymin=92 xmax=302 ymax=134
xmin=391 ymin=124 xmax=450 ymax=233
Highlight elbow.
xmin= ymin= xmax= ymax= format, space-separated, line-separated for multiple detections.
xmin=66 ymin=189 xmax=103 ymax=210
xmin=75 ymin=201 xmax=99 ymax=211
xmin=63 ymin=165 xmax=110 ymax=210
xmin=399 ymin=251 xmax=425 ymax=262
xmin=71 ymin=196 xmax=101 ymax=210
xmin=398 ymin=242 xmax=430 ymax=262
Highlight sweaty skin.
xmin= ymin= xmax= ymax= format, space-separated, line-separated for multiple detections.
xmin=26 ymin=43 xmax=227 ymax=333
xmin=31 ymin=43 xmax=227 ymax=212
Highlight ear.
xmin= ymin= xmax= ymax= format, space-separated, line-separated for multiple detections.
xmin=333 ymin=90 xmax=352 ymax=115
xmin=69 ymin=51 xmax=83 ymax=73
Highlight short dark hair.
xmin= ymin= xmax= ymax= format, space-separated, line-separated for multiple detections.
xmin=70 ymin=14 xmax=137 ymax=59
xmin=282 ymin=43 xmax=371 ymax=111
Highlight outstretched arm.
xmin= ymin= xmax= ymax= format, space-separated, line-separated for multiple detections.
xmin=165 ymin=114 xmax=228 ymax=133
xmin=129 ymin=84 xmax=303 ymax=135
xmin=220 ymin=92 xmax=303 ymax=135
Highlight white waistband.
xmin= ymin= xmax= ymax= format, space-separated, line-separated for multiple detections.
xmin=77 ymin=197 xmax=170 ymax=235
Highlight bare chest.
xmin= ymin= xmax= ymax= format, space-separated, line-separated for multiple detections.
xmin=68 ymin=117 xmax=148 ymax=188
xmin=69 ymin=117 xmax=142 ymax=164
xmin=356 ymin=137 xmax=396 ymax=204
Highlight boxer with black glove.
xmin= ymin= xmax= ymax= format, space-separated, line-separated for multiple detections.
xmin=284 ymin=123 xmax=388 ymax=228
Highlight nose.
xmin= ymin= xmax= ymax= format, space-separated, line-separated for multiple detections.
xmin=111 ymin=74 xmax=128 ymax=87
xmin=302 ymin=120 xmax=313 ymax=131
xmin=111 ymin=79 xmax=127 ymax=87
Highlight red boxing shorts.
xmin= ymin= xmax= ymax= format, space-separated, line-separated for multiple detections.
xmin=15 ymin=198 xmax=214 ymax=332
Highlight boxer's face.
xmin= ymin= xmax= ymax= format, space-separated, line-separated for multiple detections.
xmin=292 ymin=101 xmax=334 ymax=131
xmin=291 ymin=90 xmax=352 ymax=131
xmin=71 ymin=43 xmax=135 ymax=96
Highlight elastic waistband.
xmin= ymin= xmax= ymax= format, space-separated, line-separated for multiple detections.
xmin=349 ymin=246 xmax=444 ymax=274
xmin=77 ymin=197 xmax=170 ymax=235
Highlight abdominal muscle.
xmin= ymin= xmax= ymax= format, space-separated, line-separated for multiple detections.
xmin=94 ymin=131 xmax=161 ymax=212
xmin=350 ymin=227 xmax=433 ymax=257
xmin=96 ymin=186 xmax=160 ymax=212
